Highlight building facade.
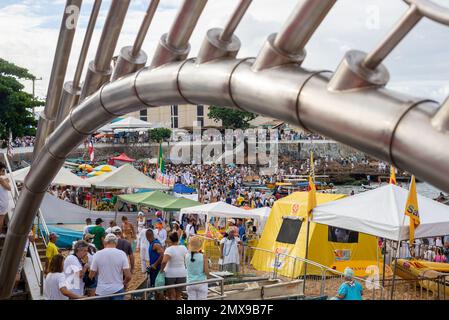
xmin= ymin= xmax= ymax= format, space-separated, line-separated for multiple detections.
xmin=128 ymin=104 xmax=221 ymax=129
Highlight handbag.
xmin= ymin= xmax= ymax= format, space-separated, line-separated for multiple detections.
xmin=155 ymin=271 xmax=166 ymax=287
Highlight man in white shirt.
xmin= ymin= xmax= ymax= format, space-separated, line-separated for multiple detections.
xmin=83 ymin=218 xmax=95 ymax=235
xmin=89 ymin=233 xmax=132 ymax=300
xmin=64 ymin=240 xmax=90 ymax=296
xmin=220 ymin=228 xmax=242 ymax=273
xmin=0 ymin=162 xmax=11 ymax=237
xmin=185 ymin=217 xmax=196 ymax=241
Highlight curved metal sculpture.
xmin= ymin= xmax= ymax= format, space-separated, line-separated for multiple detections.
xmin=1 ymin=0 xmax=449 ymax=298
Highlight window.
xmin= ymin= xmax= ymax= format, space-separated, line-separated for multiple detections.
xmin=197 ymin=105 xmax=204 ymax=127
xmin=276 ymin=217 xmax=303 ymax=244
xmin=171 ymin=105 xmax=179 ymax=129
xmin=140 ymin=109 xmax=148 ymax=122
xmin=328 ymin=226 xmax=359 ymax=243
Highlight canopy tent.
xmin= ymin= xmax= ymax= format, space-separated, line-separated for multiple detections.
xmin=87 ymin=164 xmax=169 ymax=190
xmin=179 ymin=201 xmax=260 ymax=220
xmin=251 ymin=192 xmax=380 ymax=277
xmin=118 ymin=190 xmax=200 ymax=211
xmin=109 ymin=117 xmax=152 ymax=130
xmin=40 ymin=193 xmax=139 ymax=225
xmin=312 ymin=184 xmax=449 ymax=241
xmin=173 ymin=183 xmax=196 ymax=194
xmin=174 ymin=192 xmax=199 ymax=201
xmin=247 ymin=207 xmax=271 ymax=234
xmin=11 ymin=166 xmax=91 ymax=188
xmin=111 ymin=153 xmax=135 ymax=163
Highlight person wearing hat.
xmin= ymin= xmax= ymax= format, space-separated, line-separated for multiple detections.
xmin=219 ymin=227 xmax=242 ymax=273
xmin=90 ymin=218 xmax=106 ymax=250
xmin=172 ymin=220 xmax=182 ymax=240
xmin=335 ymin=267 xmax=363 ymax=300
xmin=45 ymin=232 xmax=60 ymax=274
xmin=155 ymin=218 xmax=167 ymax=248
xmin=185 ymin=236 xmax=209 ymax=300
xmin=112 ymin=226 xmax=135 ymax=273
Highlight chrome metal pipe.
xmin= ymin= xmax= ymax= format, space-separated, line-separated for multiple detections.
xmin=197 ymin=0 xmax=251 ymax=64
xmin=150 ymin=0 xmax=208 ymax=68
xmin=431 ymin=97 xmax=449 ymax=133
xmin=33 ymin=0 xmax=82 ymax=158
xmin=252 ymin=0 xmax=336 ymax=71
xmin=55 ymin=0 xmax=102 ymax=126
xmin=111 ymin=0 xmax=159 ymax=81
xmin=363 ymin=5 xmax=422 ymax=70
xmin=73 ymin=0 xmax=102 ymax=88
xmin=2 ymin=57 xmax=449 ymax=298
xmin=219 ymin=0 xmax=252 ymax=42
xmin=132 ymin=0 xmax=160 ymax=57
xmin=80 ymin=0 xmax=130 ymax=100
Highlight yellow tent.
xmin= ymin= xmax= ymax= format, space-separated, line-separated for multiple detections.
xmin=251 ymin=192 xmax=380 ymax=277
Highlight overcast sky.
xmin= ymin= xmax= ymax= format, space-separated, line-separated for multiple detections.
xmin=0 ymin=0 xmax=448 ymax=103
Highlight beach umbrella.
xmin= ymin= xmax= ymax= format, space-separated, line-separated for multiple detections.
xmin=79 ymin=164 xmax=93 ymax=172
xmin=94 ymin=165 xmax=117 ymax=172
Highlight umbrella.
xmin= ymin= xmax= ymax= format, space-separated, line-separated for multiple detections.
xmin=79 ymin=164 xmax=93 ymax=172
xmin=94 ymin=165 xmax=117 ymax=172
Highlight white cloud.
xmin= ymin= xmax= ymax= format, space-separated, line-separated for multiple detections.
xmin=0 ymin=0 xmax=448 ymax=103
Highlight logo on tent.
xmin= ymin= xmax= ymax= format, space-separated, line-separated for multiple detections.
xmin=334 ymin=249 xmax=351 ymax=261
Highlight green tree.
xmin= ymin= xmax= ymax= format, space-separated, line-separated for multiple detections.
xmin=208 ymin=106 xmax=257 ymax=129
xmin=148 ymin=127 xmax=172 ymax=143
xmin=0 ymin=58 xmax=42 ymax=139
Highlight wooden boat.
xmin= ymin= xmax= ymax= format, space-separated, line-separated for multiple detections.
xmin=395 ymin=259 xmax=449 ymax=298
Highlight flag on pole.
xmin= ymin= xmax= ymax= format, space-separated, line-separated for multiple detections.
xmin=88 ymin=137 xmax=95 ymax=162
xmin=389 ymin=165 xmax=397 ymax=185
xmin=404 ymin=175 xmax=420 ymax=245
xmin=307 ymin=151 xmax=317 ymax=218
xmin=157 ymin=143 xmax=165 ymax=174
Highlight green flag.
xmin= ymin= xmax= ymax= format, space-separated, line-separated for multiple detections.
xmin=158 ymin=143 xmax=165 ymax=174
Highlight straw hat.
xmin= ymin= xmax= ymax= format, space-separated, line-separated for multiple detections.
xmin=188 ymin=236 xmax=203 ymax=252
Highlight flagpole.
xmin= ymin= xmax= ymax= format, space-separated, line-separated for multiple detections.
xmin=303 ymin=214 xmax=311 ymax=293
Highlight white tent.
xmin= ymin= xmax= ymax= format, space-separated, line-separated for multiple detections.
xmin=86 ymin=164 xmax=169 ymax=190
xmin=180 ymin=201 xmax=260 ymax=220
xmin=312 ymin=184 xmax=449 ymax=241
xmin=109 ymin=117 xmax=152 ymax=130
xmin=248 ymin=207 xmax=271 ymax=233
xmin=12 ymin=166 xmax=91 ymax=188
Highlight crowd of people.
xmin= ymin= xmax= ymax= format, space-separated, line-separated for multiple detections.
xmin=42 ymin=213 xmax=248 ymax=300
xmin=0 ymin=136 xmax=35 ymax=149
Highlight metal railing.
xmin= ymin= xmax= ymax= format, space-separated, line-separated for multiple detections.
xmin=79 ymin=273 xmax=225 ymax=300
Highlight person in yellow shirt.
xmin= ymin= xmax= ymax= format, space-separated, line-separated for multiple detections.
xmin=45 ymin=233 xmax=60 ymax=274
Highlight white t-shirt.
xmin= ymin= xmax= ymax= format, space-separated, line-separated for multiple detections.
xmin=91 ymin=248 xmax=130 ymax=296
xmin=44 ymin=273 xmax=69 ymax=300
xmin=220 ymin=237 xmax=240 ymax=265
xmin=155 ymin=228 xmax=167 ymax=246
xmin=138 ymin=228 xmax=150 ymax=261
xmin=83 ymin=224 xmax=96 ymax=235
xmin=164 ymin=245 xmax=188 ymax=278
xmin=63 ymin=255 xmax=85 ymax=296
xmin=0 ymin=180 xmax=9 ymax=215
xmin=185 ymin=224 xmax=196 ymax=239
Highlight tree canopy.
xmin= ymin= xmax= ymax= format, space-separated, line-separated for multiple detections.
xmin=148 ymin=127 xmax=172 ymax=143
xmin=0 ymin=58 xmax=42 ymax=139
xmin=208 ymin=106 xmax=257 ymax=130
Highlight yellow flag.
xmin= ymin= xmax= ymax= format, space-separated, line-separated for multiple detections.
xmin=389 ymin=165 xmax=397 ymax=185
xmin=404 ymin=175 xmax=420 ymax=244
xmin=307 ymin=151 xmax=317 ymax=218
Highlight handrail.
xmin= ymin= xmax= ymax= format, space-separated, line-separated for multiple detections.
xmin=79 ymin=273 xmax=225 ymax=300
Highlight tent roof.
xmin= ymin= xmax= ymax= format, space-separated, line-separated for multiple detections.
xmin=118 ymin=191 xmax=199 ymax=211
xmin=12 ymin=166 xmax=91 ymax=188
xmin=180 ymin=201 xmax=261 ymax=219
xmin=109 ymin=117 xmax=151 ymax=129
xmin=86 ymin=164 xmax=169 ymax=190
xmin=248 ymin=207 xmax=271 ymax=218
xmin=173 ymin=183 xmax=195 ymax=194
xmin=312 ymin=184 xmax=449 ymax=241
xmin=111 ymin=153 xmax=135 ymax=162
